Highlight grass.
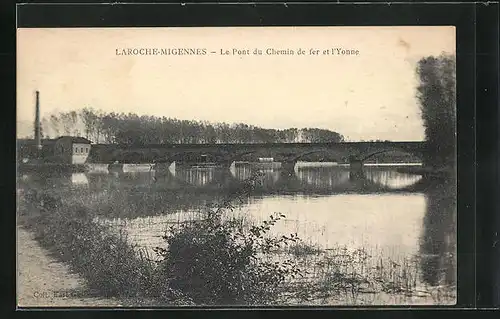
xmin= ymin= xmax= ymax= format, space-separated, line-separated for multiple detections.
xmin=270 ymin=244 xmax=456 ymax=305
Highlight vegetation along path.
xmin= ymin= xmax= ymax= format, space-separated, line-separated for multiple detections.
xmin=17 ymin=226 xmax=124 ymax=307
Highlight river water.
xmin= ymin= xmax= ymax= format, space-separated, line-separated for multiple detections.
xmin=17 ymin=162 xmax=457 ymax=305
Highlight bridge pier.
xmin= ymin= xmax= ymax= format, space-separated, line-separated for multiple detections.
xmin=281 ymin=161 xmax=297 ymax=177
xmin=153 ymin=161 xmax=176 ymax=176
xmin=108 ymin=162 xmax=124 ymax=174
xmin=219 ymin=160 xmax=235 ymax=170
xmin=349 ymin=158 xmax=365 ymax=181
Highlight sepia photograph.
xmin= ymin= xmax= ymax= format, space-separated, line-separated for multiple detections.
xmin=16 ymin=26 xmax=457 ymax=307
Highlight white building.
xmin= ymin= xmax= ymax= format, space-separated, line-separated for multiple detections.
xmin=53 ymin=136 xmax=92 ymax=164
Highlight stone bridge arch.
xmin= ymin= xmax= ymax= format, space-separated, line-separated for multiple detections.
xmin=227 ymin=150 xmax=259 ymax=163
xmin=352 ymin=147 xmax=424 ymax=163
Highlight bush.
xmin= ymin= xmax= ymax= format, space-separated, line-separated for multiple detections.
xmin=153 ymin=175 xmax=303 ymax=305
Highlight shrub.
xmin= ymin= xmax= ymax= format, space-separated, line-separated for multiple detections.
xmin=153 ymin=174 xmax=303 ymax=305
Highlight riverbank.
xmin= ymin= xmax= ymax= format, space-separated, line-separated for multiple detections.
xmin=17 ymin=182 xmax=456 ymax=306
xmin=17 ymin=226 xmax=124 ymax=307
xmin=17 ymin=192 xmax=178 ymax=307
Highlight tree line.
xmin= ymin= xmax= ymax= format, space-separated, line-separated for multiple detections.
xmin=40 ymin=109 xmax=345 ymax=145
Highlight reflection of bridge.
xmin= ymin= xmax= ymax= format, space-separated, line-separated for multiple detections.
xmin=93 ymin=141 xmax=427 ymax=176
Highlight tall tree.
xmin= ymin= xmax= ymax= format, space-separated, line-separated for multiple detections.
xmin=80 ymin=107 xmax=99 ymax=141
xmin=416 ymin=54 xmax=456 ymax=168
xmin=69 ymin=110 xmax=81 ymax=136
xmin=59 ymin=112 xmax=74 ymax=135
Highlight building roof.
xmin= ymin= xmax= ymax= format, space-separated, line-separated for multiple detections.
xmin=56 ymin=136 xmax=92 ymax=144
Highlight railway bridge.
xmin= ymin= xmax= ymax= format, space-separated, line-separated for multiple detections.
xmin=92 ymin=141 xmax=427 ymax=176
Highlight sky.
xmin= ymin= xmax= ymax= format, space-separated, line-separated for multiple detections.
xmin=17 ymin=26 xmax=455 ymax=141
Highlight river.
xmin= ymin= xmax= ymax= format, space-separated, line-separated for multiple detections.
xmin=17 ymin=162 xmax=457 ymax=305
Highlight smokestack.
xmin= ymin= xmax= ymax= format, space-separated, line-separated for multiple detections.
xmin=34 ymin=90 xmax=42 ymax=150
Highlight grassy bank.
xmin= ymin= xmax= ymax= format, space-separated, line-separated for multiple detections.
xmin=17 ymin=190 xmax=193 ymax=305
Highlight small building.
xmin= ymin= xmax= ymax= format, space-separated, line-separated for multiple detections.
xmin=54 ymin=136 xmax=92 ymax=164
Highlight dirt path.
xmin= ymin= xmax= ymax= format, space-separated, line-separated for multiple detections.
xmin=17 ymin=226 xmax=125 ymax=308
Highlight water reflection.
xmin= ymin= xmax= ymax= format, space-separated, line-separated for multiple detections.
xmin=98 ymin=193 xmax=427 ymax=262
xmin=87 ymin=171 xmax=158 ymax=191
xmin=177 ymin=168 xmax=216 ymax=187
xmin=364 ymin=168 xmax=423 ymax=189
xmin=230 ymin=163 xmax=254 ymax=181
xmin=296 ymin=168 xmax=350 ymax=189
xmin=419 ymin=179 xmax=457 ymax=288
xmin=18 ymin=171 xmax=91 ymax=190
xmin=230 ymin=164 xmax=281 ymax=185
xmin=18 ymin=164 xmax=427 ymax=195
xmin=71 ymin=173 xmax=89 ymax=187
xmin=239 ymin=194 xmax=427 ymax=254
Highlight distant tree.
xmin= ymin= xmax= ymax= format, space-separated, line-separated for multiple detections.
xmin=416 ymin=53 xmax=456 ymax=168
xmin=80 ymin=107 xmax=99 ymax=141
xmin=101 ymin=113 xmax=119 ymax=143
xmin=94 ymin=110 xmax=106 ymax=143
xmin=59 ymin=112 xmax=73 ymax=135
xmin=41 ymin=117 xmax=50 ymax=139
xmin=204 ymin=123 xmax=217 ymax=144
xmin=69 ymin=111 xmax=79 ymax=136
xmin=49 ymin=114 xmax=61 ymax=137
xmin=283 ymin=128 xmax=298 ymax=143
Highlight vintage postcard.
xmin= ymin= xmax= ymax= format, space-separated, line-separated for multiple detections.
xmin=16 ymin=26 xmax=457 ymax=307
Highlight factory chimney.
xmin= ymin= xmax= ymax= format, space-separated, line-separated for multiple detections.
xmin=34 ymin=90 xmax=42 ymax=150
